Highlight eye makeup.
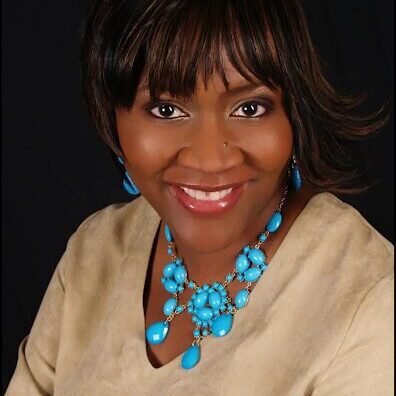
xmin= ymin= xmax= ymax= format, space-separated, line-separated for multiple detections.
xmin=143 ymin=94 xmax=275 ymax=121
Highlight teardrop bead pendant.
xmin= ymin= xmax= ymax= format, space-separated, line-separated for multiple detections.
xmin=123 ymin=172 xmax=140 ymax=195
xmin=292 ymin=164 xmax=302 ymax=191
xmin=211 ymin=313 xmax=233 ymax=337
xmin=146 ymin=321 xmax=169 ymax=345
xmin=181 ymin=344 xmax=201 ymax=370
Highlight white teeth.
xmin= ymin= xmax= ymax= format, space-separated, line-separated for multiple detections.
xmin=180 ymin=187 xmax=233 ymax=201
xmin=196 ymin=190 xmax=206 ymax=200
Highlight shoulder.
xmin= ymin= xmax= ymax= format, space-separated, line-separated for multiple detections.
xmin=298 ymin=191 xmax=393 ymax=296
xmin=307 ymin=192 xmax=393 ymax=263
xmin=70 ymin=195 xmax=158 ymax=247
xmin=60 ymin=195 xmax=160 ymax=283
xmin=75 ymin=195 xmax=148 ymax=234
xmin=305 ymin=195 xmax=394 ymax=393
xmin=326 ymin=192 xmax=392 ymax=250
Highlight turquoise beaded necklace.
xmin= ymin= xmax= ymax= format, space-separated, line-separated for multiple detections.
xmin=146 ymin=185 xmax=289 ymax=370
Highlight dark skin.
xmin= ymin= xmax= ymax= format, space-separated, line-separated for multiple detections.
xmin=116 ymin=57 xmax=317 ymax=368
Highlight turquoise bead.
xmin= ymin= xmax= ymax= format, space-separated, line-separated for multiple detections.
xmin=181 ymin=345 xmax=200 ymax=370
xmin=208 ymin=292 xmax=222 ymax=309
xmin=124 ymin=172 xmax=140 ymax=194
xmin=146 ymin=321 xmax=169 ymax=345
xmin=235 ymin=289 xmax=250 ymax=309
xmin=188 ymin=281 xmax=196 ymax=289
xmin=193 ymin=329 xmax=200 ymax=337
xmin=164 ymin=279 xmax=178 ymax=293
xmin=211 ymin=313 xmax=233 ymax=337
xmin=197 ymin=307 xmax=214 ymax=321
xmin=258 ymin=233 xmax=267 ymax=242
xmin=235 ymin=254 xmax=250 ymax=273
xmin=125 ymin=171 xmax=133 ymax=185
xmin=173 ymin=266 xmax=187 ymax=284
xmin=117 ymin=156 xmax=124 ymax=165
xmin=164 ymin=224 xmax=173 ymax=242
xmin=163 ymin=262 xmax=176 ymax=278
xmin=194 ymin=291 xmax=208 ymax=308
xmin=267 ymin=212 xmax=282 ymax=233
xmin=163 ymin=298 xmax=177 ymax=315
xmin=244 ymin=267 xmax=262 ymax=282
xmin=248 ymin=248 xmax=266 ymax=266
xmin=292 ymin=165 xmax=302 ymax=191
xmin=123 ymin=178 xmax=138 ymax=195
xmin=237 ymin=274 xmax=244 ymax=282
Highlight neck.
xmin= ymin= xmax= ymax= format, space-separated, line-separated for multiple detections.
xmin=161 ymin=186 xmax=287 ymax=286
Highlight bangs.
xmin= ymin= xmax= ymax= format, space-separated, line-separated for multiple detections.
xmin=109 ymin=0 xmax=284 ymax=106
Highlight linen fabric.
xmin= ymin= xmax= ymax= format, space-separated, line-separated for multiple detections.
xmin=6 ymin=193 xmax=394 ymax=395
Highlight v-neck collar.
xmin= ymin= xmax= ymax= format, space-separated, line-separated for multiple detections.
xmin=127 ymin=192 xmax=329 ymax=375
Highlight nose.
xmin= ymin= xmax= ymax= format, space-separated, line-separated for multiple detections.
xmin=177 ymin=117 xmax=244 ymax=174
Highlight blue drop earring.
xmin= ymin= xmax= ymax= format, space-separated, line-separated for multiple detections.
xmin=117 ymin=156 xmax=140 ymax=196
xmin=290 ymin=151 xmax=302 ymax=191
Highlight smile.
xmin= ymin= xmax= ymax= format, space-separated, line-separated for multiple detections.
xmin=179 ymin=187 xmax=233 ymax=201
xmin=168 ymin=183 xmax=247 ymax=215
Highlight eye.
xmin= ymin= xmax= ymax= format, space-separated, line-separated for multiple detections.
xmin=231 ymin=101 xmax=269 ymax=118
xmin=149 ymin=102 xmax=188 ymax=119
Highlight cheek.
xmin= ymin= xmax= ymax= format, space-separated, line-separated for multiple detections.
xmin=243 ymin=114 xmax=293 ymax=174
xmin=116 ymin=111 xmax=176 ymax=176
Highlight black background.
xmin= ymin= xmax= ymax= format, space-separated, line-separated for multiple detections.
xmin=2 ymin=0 xmax=394 ymax=391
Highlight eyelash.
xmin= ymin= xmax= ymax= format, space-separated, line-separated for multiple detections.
xmin=145 ymin=97 xmax=274 ymax=121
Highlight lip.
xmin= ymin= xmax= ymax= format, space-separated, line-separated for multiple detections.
xmin=168 ymin=183 xmax=247 ymax=215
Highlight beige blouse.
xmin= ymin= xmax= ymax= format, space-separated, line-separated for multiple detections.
xmin=6 ymin=192 xmax=394 ymax=395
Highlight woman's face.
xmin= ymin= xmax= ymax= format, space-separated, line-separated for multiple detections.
xmin=116 ymin=59 xmax=293 ymax=255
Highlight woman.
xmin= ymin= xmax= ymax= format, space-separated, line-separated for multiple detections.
xmin=6 ymin=0 xmax=393 ymax=395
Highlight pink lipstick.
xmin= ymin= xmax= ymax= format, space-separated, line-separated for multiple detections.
xmin=168 ymin=183 xmax=247 ymax=215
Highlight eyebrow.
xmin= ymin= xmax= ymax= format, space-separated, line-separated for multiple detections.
xmin=222 ymin=82 xmax=273 ymax=95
